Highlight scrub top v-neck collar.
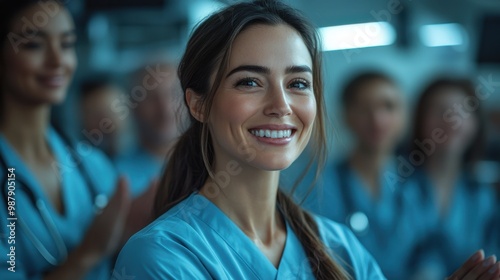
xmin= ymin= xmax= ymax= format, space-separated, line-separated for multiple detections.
xmin=190 ymin=193 xmax=311 ymax=279
xmin=0 ymin=128 xmax=74 ymax=221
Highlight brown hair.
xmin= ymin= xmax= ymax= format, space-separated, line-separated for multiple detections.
xmin=154 ymin=1 xmax=349 ymax=279
xmin=411 ymin=77 xmax=485 ymax=165
xmin=341 ymin=71 xmax=396 ymax=108
xmin=0 ymin=0 xmax=66 ymax=121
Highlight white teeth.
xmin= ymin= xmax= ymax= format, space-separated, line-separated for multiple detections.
xmin=250 ymin=129 xmax=292 ymax=139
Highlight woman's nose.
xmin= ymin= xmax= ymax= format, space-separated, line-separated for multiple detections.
xmin=263 ymin=84 xmax=293 ymax=118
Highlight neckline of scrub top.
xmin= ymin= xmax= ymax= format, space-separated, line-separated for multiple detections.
xmin=188 ymin=192 xmax=310 ymax=278
xmin=340 ymin=159 xmax=400 ymax=229
xmin=0 ymin=127 xmax=74 ymax=220
xmin=420 ymin=170 xmax=466 ymax=220
xmin=421 ymin=170 xmax=493 ymax=230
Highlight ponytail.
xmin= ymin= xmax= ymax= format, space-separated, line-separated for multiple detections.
xmin=154 ymin=121 xmax=211 ymax=216
xmin=277 ymin=190 xmax=350 ymax=279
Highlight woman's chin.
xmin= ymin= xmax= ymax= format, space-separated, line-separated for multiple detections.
xmin=251 ymin=157 xmax=296 ymax=171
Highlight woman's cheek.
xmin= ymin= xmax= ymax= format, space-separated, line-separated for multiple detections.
xmin=296 ymin=96 xmax=316 ymax=128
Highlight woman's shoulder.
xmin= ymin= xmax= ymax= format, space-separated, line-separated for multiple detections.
xmin=115 ymin=196 xmax=213 ymax=279
xmin=313 ymin=214 xmax=364 ymax=251
xmin=127 ymin=193 xmax=211 ymax=244
xmin=48 ymin=128 xmax=117 ymax=178
xmin=312 ymin=214 xmax=387 ymax=279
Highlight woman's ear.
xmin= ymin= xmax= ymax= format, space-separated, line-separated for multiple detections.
xmin=186 ymin=88 xmax=205 ymax=122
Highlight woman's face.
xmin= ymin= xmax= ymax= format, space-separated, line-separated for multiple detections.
xmin=1 ymin=1 xmax=77 ymax=105
xmin=206 ymin=24 xmax=316 ymax=171
xmin=345 ymin=79 xmax=405 ymax=153
xmin=421 ymin=87 xmax=478 ymax=155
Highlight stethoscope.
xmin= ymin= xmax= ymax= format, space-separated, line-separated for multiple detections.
xmin=337 ymin=160 xmax=403 ymax=236
xmin=0 ymin=131 xmax=108 ymax=266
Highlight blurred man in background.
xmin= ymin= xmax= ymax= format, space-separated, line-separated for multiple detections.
xmin=115 ymin=62 xmax=187 ymax=197
xmin=80 ymin=76 xmax=128 ymax=159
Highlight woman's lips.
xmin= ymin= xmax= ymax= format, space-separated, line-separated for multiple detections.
xmin=248 ymin=127 xmax=297 ymax=145
xmin=38 ymin=75 xmax=66 ymax=88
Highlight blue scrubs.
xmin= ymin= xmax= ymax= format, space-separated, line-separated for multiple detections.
xmin=489 ymin=203 xmax=500 ymax=256
xmin=411 ymin=169 xmax=497 ymax=279
xmin=114 ymin=147 xmax=164 ymax=197
xmin=114 ymin=192 xmax=386 ymax=279
xmin=282 ymin=158 xmax=432 ymax=280
xmin=0 ymin=128 xmax=117 ymax=279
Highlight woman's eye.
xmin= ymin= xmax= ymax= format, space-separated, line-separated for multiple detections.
xmin=235 ymin=78 xmax=259 ymax=87
xmin=21 ymin=41 xmax=42 ymax=50
xmin=289 ymin=79 xmax=310 ymax=90
xmin=384 ymin=100 xmax=396 ymax=111
xmin=61 ymin=41 xmax=76 ymax=49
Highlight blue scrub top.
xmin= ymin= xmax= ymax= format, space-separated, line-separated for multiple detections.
xmin=488 ymin=203 xmax=500 ymax=256
xmin=114 ymin=147 xmax=164 ymax=197
xmin=282 ymin=158 xmax=433 ymax=280
xmin=411 ymin=169 xmax=497 ymax=279
xmin=0 ymin=127 xmax=117 ymax=279
xmin=114 ymin=192 xmax=386 ymax=279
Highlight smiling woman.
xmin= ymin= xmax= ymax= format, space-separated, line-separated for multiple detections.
xmin=112 ymin=1 xmax=500 ymax=280
xmin=113 ymin=1 xmax=385 ymax=279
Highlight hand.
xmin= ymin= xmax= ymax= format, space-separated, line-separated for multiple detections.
xmin=447 ymin=250 xmax=500 ymax=280
xmin=122 ymin=178 xmax=159 ymax=242
xmin=79 ymin=177 xmax=131 ymax=260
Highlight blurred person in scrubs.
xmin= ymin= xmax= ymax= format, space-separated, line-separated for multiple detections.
xmin=409 ymin=78 xmax=498 ymax=279
xmin=114 ymin=1 xmax=499 ymax=279
xmin=79 ymin=77 xmax=128 ymax=159
xmin=0 ymin=1 xmax=149 ymax=278
xmin=293 ymin=71 xmax=433 ymax=279
xmin=114 ymin=63 xmax=186 ymax=197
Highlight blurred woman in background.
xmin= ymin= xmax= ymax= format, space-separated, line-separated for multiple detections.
xmin=0 ymin=1 xmax=132 ymax=278
xmin=298 ymin=71 xmax=435 ymax=279
xmin=409 ymin=78 xmax=498 ymax=279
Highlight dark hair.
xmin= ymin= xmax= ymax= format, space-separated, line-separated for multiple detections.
xmin=154 ymin=1 xmax=349 ymax=279
xmin=0 ymin=0 xmax=66 ymax=45
xmin=341 ymin=71 xmax=396 ymax=108
xmin=411 ymin=77 xmax=485 ymax=165
xmin=79 ymin=75 xmax=119 ymax=99
xmin=0 ymin=0 xmax=66 ymax=120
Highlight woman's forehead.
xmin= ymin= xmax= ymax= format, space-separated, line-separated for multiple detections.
xmin=226 ymin=24 xmax=313 ymax=72
xmin=8 ymin=3 xmax=74 ymax=35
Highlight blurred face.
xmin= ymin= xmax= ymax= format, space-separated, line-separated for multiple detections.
xmin=205 ymin=24 xmax=316 ymax=171
xmin=421 ymin=87 xmax=478 ymax=155
xmin=1 ymin=1 xmax=77 ymax=105
xmin=346 ymin=79 xmax=405 ymax=153
xmin=134 ymin=75 xmax=181 ymax=145
xmin=81 ymin=85 xmax=126 ymax=141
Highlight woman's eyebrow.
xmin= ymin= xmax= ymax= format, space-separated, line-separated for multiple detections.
xmin=285 ymin=65 xmax=312 ymax=74
xmin=21 ymin=28 xmax=76 ymax=38
xmin=226 ymin=65 xmax=270 ymax=78
xmin=226 ymin=64 xmax=312 ymax=78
